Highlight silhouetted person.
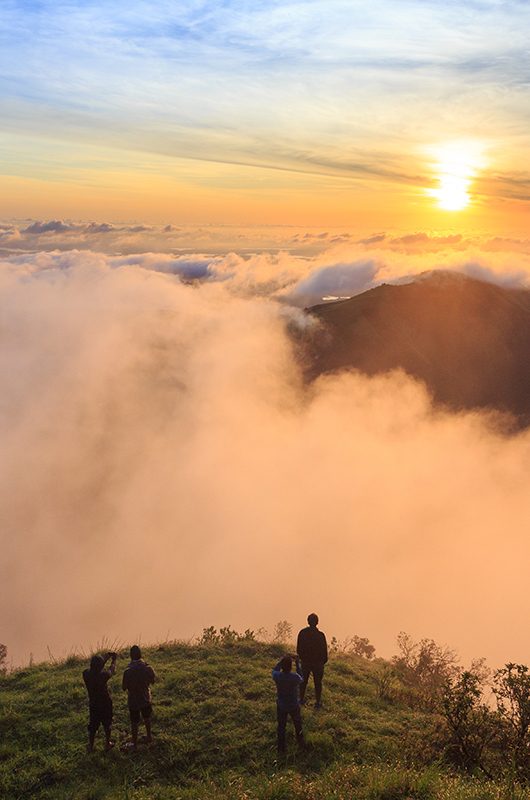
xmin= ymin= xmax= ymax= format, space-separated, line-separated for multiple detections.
xmin=83 ymin=651 xmax=117 ymax=752
xmin=272 ymin=654 xmax=305 ymax=754
xmin=297 ymin=613 xmax=328 ymax=708
xmin=122 ymin=645 xmax=156 ymax=749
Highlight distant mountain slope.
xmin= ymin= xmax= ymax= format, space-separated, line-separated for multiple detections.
xmin=306 ymin=272 xmax=530 ymax=421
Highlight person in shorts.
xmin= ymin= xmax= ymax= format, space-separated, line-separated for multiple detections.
xmin=122 ymin=645 xmax=156 ymax=749
xmin=82 ymin=651 xmax=117 ymax=752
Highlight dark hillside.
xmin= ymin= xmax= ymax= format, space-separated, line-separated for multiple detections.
xmin=306 ymin=272 xmax=530 ymax=422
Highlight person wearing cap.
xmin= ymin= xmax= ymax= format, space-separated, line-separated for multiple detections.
xmin=297 ymin=613 xmax=328 ymax=708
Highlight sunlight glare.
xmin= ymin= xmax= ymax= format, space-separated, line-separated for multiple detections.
xmin=427 ymin=142 xmax=485 ymax=212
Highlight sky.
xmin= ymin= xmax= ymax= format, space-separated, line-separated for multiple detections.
xmin=1 ymin=0 xmax=530 ymax=228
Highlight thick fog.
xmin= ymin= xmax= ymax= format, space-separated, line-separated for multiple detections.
xmin=2 ymin=246 xmax=530 ymax=667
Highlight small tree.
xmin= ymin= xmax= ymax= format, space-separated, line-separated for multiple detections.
xmin=392 ymin=631 xmax=459 ymax=710
xmin=493 ymin=663 xmax=530 ymax=782
xmin=329 ymin=635 xmax=376 ymax=659
xmin=441 ymin=669 xmax=496 ymax=777
xmin=272 ymin=620 xmax=292 ymax=645
xmin=350 ymin=635 xmax=376 ymax=660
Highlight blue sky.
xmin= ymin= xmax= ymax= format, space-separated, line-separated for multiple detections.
xmin=1 ymin=1 xmax=529 ymax=222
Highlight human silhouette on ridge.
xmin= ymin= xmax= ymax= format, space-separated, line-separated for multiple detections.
xmin=297 ymin=613 xmax=328 ymax=708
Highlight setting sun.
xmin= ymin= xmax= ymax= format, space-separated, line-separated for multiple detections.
xmin=427 ymin=142 xmax=486 ymax=212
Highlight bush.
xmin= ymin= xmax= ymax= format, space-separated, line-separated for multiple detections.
xmin=330 ymin=635 xmax=376 ymax=659
xmin=493 ymin=663 xmax=530 ymax=782
xmin=197 ymin=626 xmax=220 ymax=646
xmin=441 ymin=669 xmax=497 ymax=777
xmin=375 ymin=664 xmax=400 ymax=702
xmin=392 ymin=632 xmax=459 ymax=710
xmin=196 ymin=626 xmax=257 ymax=646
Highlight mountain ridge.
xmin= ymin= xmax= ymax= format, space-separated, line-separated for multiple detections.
xmin=305 ymin=271 xmax=530 ymax=424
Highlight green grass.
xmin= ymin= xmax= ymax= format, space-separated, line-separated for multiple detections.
xmin=0 ymin=640 xmax=528 ymax=799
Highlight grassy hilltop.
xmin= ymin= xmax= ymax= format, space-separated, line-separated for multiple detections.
xmin=1 ymin=637 xmax=529 ymax=800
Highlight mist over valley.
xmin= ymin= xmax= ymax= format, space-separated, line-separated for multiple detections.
xmin=2 ymin=236 xmax=530 ymax=668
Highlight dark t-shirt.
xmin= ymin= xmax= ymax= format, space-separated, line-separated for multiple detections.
xmin=122 ymin=660 xmax=156 ymax=710
xmin=83 ymin=668 xmax=113 ymax=709
xmin=297 ymin=626 xmax=328 ymax=666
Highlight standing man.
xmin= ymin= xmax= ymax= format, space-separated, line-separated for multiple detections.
xmin=297 ymin=613 xmax=328 ymax=708
xmin=83 ymin=651 xmax=117 ymax=752
xmin=122 ymin=645 xmax=156 ymax=749
xmin=272 ymin=654 xmax=305 ymax=754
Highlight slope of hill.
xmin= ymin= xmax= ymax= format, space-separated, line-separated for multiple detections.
xmin=1 ymin=639 xmax=529 ymax=800
xmin=305 ymin=272 xmax=530 ymax=423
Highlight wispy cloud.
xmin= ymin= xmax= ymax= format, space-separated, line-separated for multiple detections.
xmin=2 ymin=1 xmax=530 ymax=200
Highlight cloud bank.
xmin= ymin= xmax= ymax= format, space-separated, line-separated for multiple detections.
xmin=3 ymin=221 xmax=530 ymax=308
xmin=2 ymin=246 xmax=530 ymax=668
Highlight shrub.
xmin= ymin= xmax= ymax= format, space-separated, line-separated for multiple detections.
xmin=441 ymin=669 xmax=497 ymax=777
xmin=330 ymin=635 xmax=376 ymax=659
xmin=272 ymin=621 xmax=293 ymax=645
xmin=196 ymin=626 xmax=257 ymax=646
xmin=375 ymin=664 xmax=400 ymax=702
xmin=493 ymin=663 xmax=530 ymax=782
xmin=197 ymin=626 xmax=220 ymax=646
xmin=392 ymin=632 xmax=459 ymax=710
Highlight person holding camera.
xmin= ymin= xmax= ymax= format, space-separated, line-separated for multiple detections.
xmin=272 ymin=653 xmax=305 ymax=754
xmin=122 ymin=645 xmax=156 ymax=749
xmin=297 ymin=613 xmax=328 ymax=708
xmin=82 ymin=651 xmax=117 ymax=752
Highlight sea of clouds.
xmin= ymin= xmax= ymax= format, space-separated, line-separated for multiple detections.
xmin=2 ymin=224 xmax=530 ymax=667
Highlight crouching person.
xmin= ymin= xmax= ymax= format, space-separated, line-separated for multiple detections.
xmin=272 ymin=654 xmax=305 ymax=755
xmin=83 ymin=652 xmax=117 ymax=752
xmin=122 ymin=645 xmax=156 ymax=749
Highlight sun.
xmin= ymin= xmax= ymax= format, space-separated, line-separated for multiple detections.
xmin=426 ymin=142 xmax=485 ymax=211
xmin=435 ymin=174 xmax=471 ymax=211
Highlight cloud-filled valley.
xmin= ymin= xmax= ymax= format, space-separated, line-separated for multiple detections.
xmin=2 ymin=234 xmax=530 ymax=667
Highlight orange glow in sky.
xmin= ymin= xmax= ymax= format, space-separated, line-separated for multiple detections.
xmin=0 ymin=3 xmax=529 ymax=232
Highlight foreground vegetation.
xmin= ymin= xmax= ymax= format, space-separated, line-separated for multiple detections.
xmin=2 ymin=634 xmax=530 ymax=800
